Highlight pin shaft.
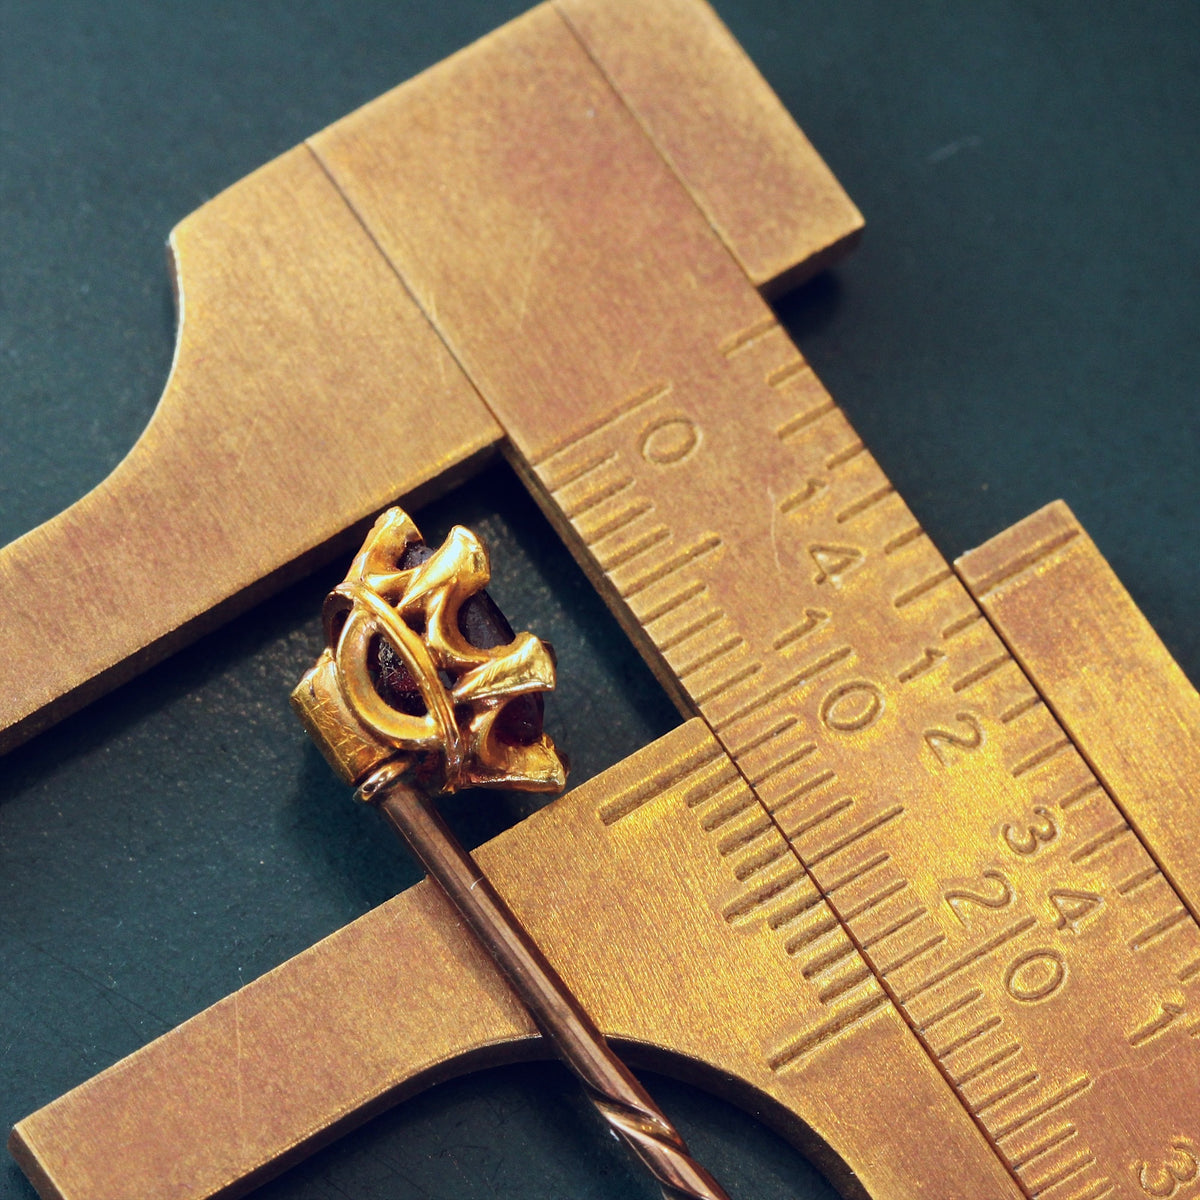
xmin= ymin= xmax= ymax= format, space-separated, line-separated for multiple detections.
xmin=375 ymin=779 xmax=731 ymax=1200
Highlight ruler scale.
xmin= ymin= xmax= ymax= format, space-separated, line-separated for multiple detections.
xmin=310 ymin=6 xmax=1200 ymax=1197
xmin=5 ymin=1 xmax=1198 ymax=1198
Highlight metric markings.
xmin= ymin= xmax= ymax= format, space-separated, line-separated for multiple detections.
xmin=533 ymin=307 xmax=1198 ymax=1199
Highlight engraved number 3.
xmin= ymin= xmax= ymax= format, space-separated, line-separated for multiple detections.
xmin=1002 ymin=806 xmax=1058 ymax=856
xmin=1136 ymin=1142 xmax=1199 ymax=1197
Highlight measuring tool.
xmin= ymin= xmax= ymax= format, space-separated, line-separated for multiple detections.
xmin=3 ymin=2 xmax=1197 ymax=1198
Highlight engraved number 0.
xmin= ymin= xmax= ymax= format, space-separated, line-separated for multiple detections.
xmin=1136 ymin=1142 xmax=1199 ymax=1197
xmin=640 ymin=416 xmax=700 ymax=465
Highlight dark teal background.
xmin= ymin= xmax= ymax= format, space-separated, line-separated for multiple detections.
xmin=1 ymin=3 xmax=1197 ymax=1197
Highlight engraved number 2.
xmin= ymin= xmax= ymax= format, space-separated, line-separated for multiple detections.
xmin=924 ymin=712 xmax=984 ymax=765
xmin=1136 ymin=1142 xmax=1199 ymax=1197
xmin=944 ymin=870 xmax=1014 ymax=925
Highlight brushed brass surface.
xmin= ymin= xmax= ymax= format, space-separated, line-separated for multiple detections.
xmin=314 ymin=4 xmax=1200 ymax=1193
xmin=10 ymin=723 xmax=1016 ymax=1200
xmin=557 ymin=0 xmax=863 ymax=294
xmin=957 ymin=501 xmax=1200 ymax=929
xmin=0 ymin=0 xmax=859 ymax=759
xmin=6 ymin=0 xmax=1198 ymax=1198
xmin=376 ymin=784 xmax=730 ymax=1200
xmin=0 ymin=146 xmax=501 ymax=756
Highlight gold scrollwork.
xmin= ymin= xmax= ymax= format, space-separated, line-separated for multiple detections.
xmin=293 ymin=507 xmax=567 ymax=795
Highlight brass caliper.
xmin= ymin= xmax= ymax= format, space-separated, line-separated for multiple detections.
xmin=4 ymin=3 xmax=1198 ymax=1198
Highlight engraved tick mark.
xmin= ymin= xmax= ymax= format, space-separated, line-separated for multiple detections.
xmin=584 ymin=499 xmax=655 ymax=543
xmin=836 ymin=484 xmax=895 ymax=524
xmin=784 ymin=914 xmax=841 ymax=956
xmin=639 ymin=581 xmax=708 ymax=625
xmin=532 ymin=381 xmax=669 ymax=466
xmin=807 ymin=805 xmax=905 ymax=867
xmin=794 ymin=645 xmax=855 ymax=685
xmin=941 ymin=610 xmax=985 ymax=640
xmin=935 ymin=1015 xmax=1002 ymax=1058
xmin=695 ymin=661 xmax=763 ymax=705
xmin=799 ymin=938 xmax=857 ymax=978
xmin=860 ymin=906 xmax=928 ymax=950
xmin=564 ymin=475 xmax=635 ymax=519
xmin=717 ymin=816 xmax=775 ymax=856
xmin=1028 ymin=1153 xmax=1096 ymax=1197
xmin=825 ymin=852 xmax=891 ymax=895
xmin=1000 ymin=694 xmax=1043 ymax=724
xmin=658 ymin=608 xmax=723 ymax=653
xmin=732 ymin=840 xmax=792 ymax=881
xmin=877 ymin=933 xmax=947 ymax=977
xmin=1116 ymin=866 xmax=1161 ymax=895
xmin=955 ymin=1042 xmax=1022 ymax=1088
xmin=1130 ymin=907 xmax=1191 ymax=951
xmin=781 ymin=795 xmax=854 ymax=839
xmin=722 ymin=870 xmax=810 ymax=924
xmin=776 ymin=401 xmax=836 ymax=441
xmin=902 ymin=917 xmax=1037 ymax=1003
xmin=719 ymin=314 xmax=778 ymax=357
xmin=766 ymin=358 xmax=809 ymax=389
xmin=842 ymin=878 xmax=908 ymax=922
xmin=951 ymin=652 xmax=1011 ymax=693
xmin=728 ymin=716 xmax=800 ymax=758
xmin=919 ymin=989 xmax=984 ymax=1033
xmin=817 ymin=966 xmax=874 ymax=1004
xmin=1011 ymin=737 xmax=1072 ymax=778
xmin=1010 ymin=1124 xmax=1077 ymax=1171
xmin=767 ymin=890 xmax=825 ymax=930
xmin=597 ymin=741 xmax=724 ymax=826
xmin=973 ymin=1071 xmax=1039 ymax=1116
xmin=971 ymin=527 xmax=1081 ymax=599
xmin=598 ymin=527 xmax=671 ymax=571
xmin=716 ymin=648 xmax=854 ymax=729
xmin=894 ymin=569 xmax=955 ymax=609
xmin=884 ymin=526 xmax=925 ymax=556
xmin=1069 ymin=822 xmax=1132 ymax=863
xmin=750 ymin=741 xmax=818 ymax=786
xmin=547 ymin=450 xmax=617 ymax=493
xmin=825 ymin=440 xmax=867 ymax=470
xmin=1058 ymin=781 xmax=1104 ymax=811
xmin=768 ymin=991 xmax=888 ymax=1070
xmin=621 ymin=535 xmax=722 ymax=597
xmin=684 ymin=768 xmax=742 ymax=811
xmin=993 ymin=1076 xmax=1091 ymax=1140
xmin=676 ymin=635 xmax=746 ymax=679
xmin=699 ymin=790 xmax=758 ymax=832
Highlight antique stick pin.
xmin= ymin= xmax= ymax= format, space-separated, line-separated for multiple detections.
xmin=292 ymin=506 xmax=730 ymax=1200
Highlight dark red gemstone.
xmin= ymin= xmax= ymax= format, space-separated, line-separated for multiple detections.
xmin=378 ymin=536 xmax=546 ymax=747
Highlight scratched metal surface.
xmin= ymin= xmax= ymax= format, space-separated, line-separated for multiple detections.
xmin=0 ymin=2 xmax=1197 ymax=1199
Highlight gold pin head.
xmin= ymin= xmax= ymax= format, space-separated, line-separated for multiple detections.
xmin=292 ymin=507 xmax=567 ymax=795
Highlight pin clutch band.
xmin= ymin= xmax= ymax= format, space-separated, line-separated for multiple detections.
xmin=292 ymin=507 xmax=730 ymax=1200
